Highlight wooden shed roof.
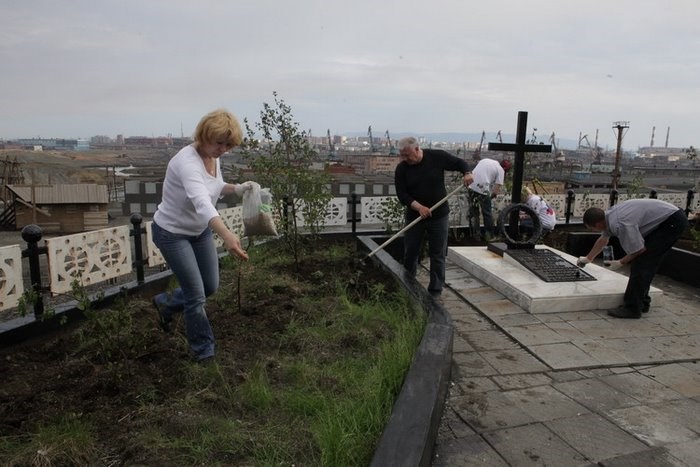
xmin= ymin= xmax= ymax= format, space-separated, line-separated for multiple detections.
xmin=7 ymin=184 xmax=109 ymax=204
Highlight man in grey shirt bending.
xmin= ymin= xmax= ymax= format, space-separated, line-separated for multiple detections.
xmin=578 ymin=199 xmax=688 ymax=319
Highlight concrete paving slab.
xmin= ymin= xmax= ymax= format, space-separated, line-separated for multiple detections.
xmin=553 ymin=377 xmax=640 ymax=412
xmin=600 ymin=372 xmax=684 ymax=404
xmin=436 ymin=406 xmax=476 ymax=440
xmin=664 ymin=438 xmax=700 ymax=467
xmin=451 ymin=314 xmax=494 ymax=331
xmin=482 ymin=423 xmax=589 ymax=466
xmin=491 ymin=312 xmax=543 ymax=327
xmin=660 ymin=297 xmax=700 ymax=316
xmin=543 ymin=321 xmax=590 ymax=340
xmin=639 ymin=363 xmax=700 ymax=397
xmin=503 ymin=385 xmax=590 ymax=422
xmin=432 ymin=255 xmax=700 ymax=467
xmin=545 ymin=413 xmax=648 ymax=463
xmin=571 ymin=339 xmax=630 ymax=365
xmin=577 ymin=367 xmax=614 ymax=378
xmin=651 ymin=335 xmax=700 ymax=360
xmin=595 ymin=336 xmax=674 ymax=364
xmin=605 ymin=404 xmax=698 ymax=446
xmin=452 ymin=334 xmax=475 ymax=353
xmin=597 ymin=446 xmax=684 ymax=467
xmin=609 ymin=366 xmax=636 ymax=374
xmin=547 ymin=370 xmax=586 ymax=383
xmin=529 ymin=342 xmax=601 ymax=369
xmin=432 ymin=434 xmax=509 ymax=467
xmin=654 ymin=398 xmax=700 ymax=433
xmin=491 ymin=373 xmax=552 ymax=390
xmin=470 ymin=298 xmax=525 ymax=317
xmin=505 ymin=323 xmax=571 ymax=346
xmin=460 ymin=287 xmax=507 ymax=304
xmin=450 ymin=391 xmax=536 ymax=432
xmin=568 ymin=318 xmax=642 ymax=339
xmin=455 ymin=376 xmax=500 ymax=395
xmin=479 ymin=348 xmax=549 ymax=374
xmin=451 ymin=352 xmax=499 ymax=378
xmin=463 ymin=329 xmax=519 ymax=351
xmin=534 ymin=313 xmax=565 ymax=323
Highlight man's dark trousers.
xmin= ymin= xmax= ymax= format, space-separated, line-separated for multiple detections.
xmin=624 ymin=209 xmax=688 ymax=312
xmin=403 ymin=214 xmax=449 ymax=294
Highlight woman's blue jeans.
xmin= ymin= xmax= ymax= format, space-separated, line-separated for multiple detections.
xmin=151 ymin=222 xmax=218 ymax=361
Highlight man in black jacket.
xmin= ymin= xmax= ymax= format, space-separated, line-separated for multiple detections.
xmin=395 ymin=137 xmax=473 ymax=296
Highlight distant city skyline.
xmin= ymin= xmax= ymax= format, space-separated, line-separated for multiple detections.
xmin=2 ymin=1 xmax=698 ymax=151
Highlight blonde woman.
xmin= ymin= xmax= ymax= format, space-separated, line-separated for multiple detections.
xmin=151 ymin=109 xmax=252 ymax=363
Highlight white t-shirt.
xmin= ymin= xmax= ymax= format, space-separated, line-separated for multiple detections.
xmin=468 ymin=158 xmax=504 ymax=196
xmin=153 ymin=144 xmax=225 ymax=235
xmin=525 ymin=194 xmax=557 ymax=230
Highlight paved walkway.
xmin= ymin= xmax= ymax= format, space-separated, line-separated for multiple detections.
xmin=419 ymin=258 xmax=700 ymax=466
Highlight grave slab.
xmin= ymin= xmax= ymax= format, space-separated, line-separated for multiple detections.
xmin=448 ymin=245 xmax=663 ymax=313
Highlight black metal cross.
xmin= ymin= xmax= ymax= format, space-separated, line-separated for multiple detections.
xmin=487 ymin=111 xmax=551 ymax=204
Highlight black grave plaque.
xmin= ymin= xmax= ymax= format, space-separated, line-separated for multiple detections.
xmin=506 ymin=249 xmax=596 ymax=282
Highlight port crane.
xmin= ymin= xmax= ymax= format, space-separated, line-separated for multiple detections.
xmin=549 ymin=132 xmax=565 ymax=159
xmin=327 ymin=129 xmax=336 ymax=159
xmin=385 ymin=130 xmax=397 ymax=155
xmin=473 ymin=130 xmax=485 ymax=160
xmin=367 ymin=126 xmax=376 ymax=152
xmin=578 ymin=131 xmax=603 ymax=164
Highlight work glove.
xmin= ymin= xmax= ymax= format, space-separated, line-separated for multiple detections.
xmin=576 ymin=256 xmax=591 ymax=267
xmin=233 ymin=181 xmax=255 ymax=196
xmin=604 ymin=260 xmax=624 ymax=271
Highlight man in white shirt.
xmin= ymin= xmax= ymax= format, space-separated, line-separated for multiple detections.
xmin=467 ymin=158 xmax=509 ymax=240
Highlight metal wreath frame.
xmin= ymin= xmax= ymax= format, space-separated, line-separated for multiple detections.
xmin=496 ymin=203 xmax=543 ymax=246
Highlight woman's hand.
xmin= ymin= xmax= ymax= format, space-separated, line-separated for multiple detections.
xmin=225 ymin=235 xmax=249 ymax=261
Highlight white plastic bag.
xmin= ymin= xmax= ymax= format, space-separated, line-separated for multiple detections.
xmin=242 ymin=182 xmax=278 ymax=237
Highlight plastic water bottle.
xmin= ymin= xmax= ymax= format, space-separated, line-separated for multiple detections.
xmin=603 ymin=246 xmax=614 ymax=262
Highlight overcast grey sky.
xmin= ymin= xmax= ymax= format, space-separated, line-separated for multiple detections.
xmin=2 ymin=0 xmax=698 ymax=150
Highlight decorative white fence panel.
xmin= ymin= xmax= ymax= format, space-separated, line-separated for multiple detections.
xmin=2 ymin=190 xmax=697 ymax=312
xmin=0 ymin=245 xmax=23 ymax=310
xmin=46 ymin=225 xmax=133 ymax=295
xmin=362 ymin=196 xmax=392 ymax=225
xmin=144 ymin=221 xmax=166 ymax=267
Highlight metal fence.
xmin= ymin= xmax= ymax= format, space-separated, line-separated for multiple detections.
xmin=2 ymin=189 xmax=697 ymax=319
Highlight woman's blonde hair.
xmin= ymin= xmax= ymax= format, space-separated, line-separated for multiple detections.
xmin=521 ymin=185 xmax=533 ymax=200
xmin=193 ymin=109 xmax=243 ymax=147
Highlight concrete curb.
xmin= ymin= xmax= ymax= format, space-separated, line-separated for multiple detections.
xmin=358 ymin=236 xmax=454 ymax=467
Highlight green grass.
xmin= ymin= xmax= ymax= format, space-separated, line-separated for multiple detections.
xmin=0 ymin=238 xmax=426 ymax=466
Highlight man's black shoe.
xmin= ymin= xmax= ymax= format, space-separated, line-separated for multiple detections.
xmin=608 ymin=307 xmax=642 ymax=319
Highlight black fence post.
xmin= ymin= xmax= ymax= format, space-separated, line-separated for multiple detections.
xmin=565 ymin=190 xmax=575 ymax=224
xmin=21 ymin=224 xmax=46 ymax=319
xmin=686 ymin=189 xmax=695 ymax=216
xmin=350 ymin=192 xmax=358 ymax=234
xmin=130 ymin=213 xmax=146 ymax=284
xmin=649 ymin=189 xmax=657 ymax=199
xmin=609 ymin=189 xmax=619 ymax=207
xmin=282 ymin=195 xmax=290 ymax=235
